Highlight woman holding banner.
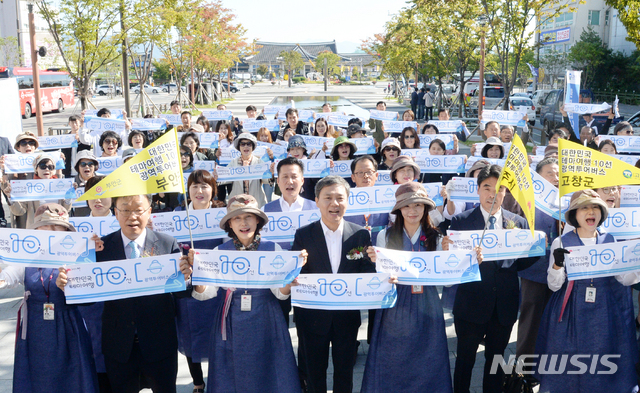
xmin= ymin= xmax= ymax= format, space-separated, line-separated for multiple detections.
xmin=179 ymin=194 xmax=306 ymax=393
xmin=362 ymin=182 xmax=471 ymax=392
xmin=0 ymin=203 xmax=100 ymax=392
xmin=536 ymin=190 xmax=640 ymax=392
xmin=173 ymin=169 xmax=225 ymax=393
xmin=225 ymin=133 xmax=267 ymax=207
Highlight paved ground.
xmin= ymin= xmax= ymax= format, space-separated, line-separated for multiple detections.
xmin=3 ymin=82 xmax=639 ymax=392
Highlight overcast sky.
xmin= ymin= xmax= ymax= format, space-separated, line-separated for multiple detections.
xmin=223 ymin=0 xmax=411 ymax=52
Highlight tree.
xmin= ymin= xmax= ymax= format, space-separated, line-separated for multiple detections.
xmin=567 ymin=27 xmax=608 ymax=88
xmin=279 ymin=50 xmax=304 ymax=87
xmin=605 ymin=0 xmax=640 ymax=50
xmin=152 ymin=59 xmax=173 ymax=81
xmin=0 ymin=37 xmax=22 ymax=67
xmin=314 ymin=51 xmax=341 ymax=76
xmin=38 ymin=0 xmax=124 ymax=109
xmin=539 ymin=49 xmax=568 ymax=88
xmin=257 ymin=64 xmax=269 ymax=77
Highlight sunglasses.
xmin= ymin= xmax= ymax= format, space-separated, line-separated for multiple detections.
xmin=383 ymin=147 xmax=400 ymax=152
xmin=239 ymin=142 xmax=253 ymax=147
xmin=37 ymin=163 xmax=55 ymax=170
xmin=404 ymin=135 xmax=415 ymax=139
xmin=180 ymin=151 xmax=190 ymax=157
xmin=103 ymin=139 xmax=118 ymax=146
xmin=19 ymin=140 xmax=37 ymax=147
xmin=79 ymin=162 xmax=95 ymax=168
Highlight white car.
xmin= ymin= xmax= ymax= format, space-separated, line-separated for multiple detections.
xmin=243 ymin=81 xmax=251 ymax=88
xmin=161 ymin=83 xmax=186 ymax=92
xmin=509 ymin=96 xmax=536 ymax=126
xmin=132 ymin=84 xmax=159 ymax=94
xmin=96 ymin=85 xmax=121 ymax=95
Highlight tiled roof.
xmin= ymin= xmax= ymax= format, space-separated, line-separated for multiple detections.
xmin=247 ymin=41 xmax=351 ymax=63
xmin=338 ymin=53 xmax=380 ymax=66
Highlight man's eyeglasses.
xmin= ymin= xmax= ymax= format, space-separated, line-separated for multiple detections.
xmin=37 ymin=163 xmax=55 ymax=170
xmin=354 ymin=170 xmax=376 ymax=178
xmin=79 ymin=162 xmax=95 ymax=168
xmin=115 ymin=206 xmax=151 ymax=217
xmin=19 ymin=140 xmax=37 ymax=147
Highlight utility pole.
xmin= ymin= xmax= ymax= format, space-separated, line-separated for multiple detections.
xmin=27 ymin=3 xmax=43 ymax=136
xmin=120 ymin=0 xmax=131 ymax=115
xmin=323 ymin=58 xmax=327 ymax=92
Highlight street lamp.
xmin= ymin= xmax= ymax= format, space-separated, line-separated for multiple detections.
xmin=477 ymin=14 xmax=489 ymax=129
xmin=27 ymin=0 xmax=46 ymax=136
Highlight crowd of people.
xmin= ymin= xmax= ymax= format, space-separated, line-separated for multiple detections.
xmin=0 ymin=98 xmax=639 ymax=393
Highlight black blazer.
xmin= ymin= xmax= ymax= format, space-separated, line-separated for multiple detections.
xmin=449 ymin=207 xmax=537 ymax=326
xmin=98 ymin=229 xmax=180 ymax=363
xmin=291 ymin=220 xmax=375 ymax=335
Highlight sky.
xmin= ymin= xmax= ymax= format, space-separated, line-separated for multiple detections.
xmin=222 ymin=0 xmax=411 ymax=53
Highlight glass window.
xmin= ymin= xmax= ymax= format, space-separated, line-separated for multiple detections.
xmin=511 ymin=99 xmax=533 ymax=106
xmin=605 ymin=10 xmax=610 ymax=26
xmin=18 ymin=76 xmax=33 ymax=89
xmin=589 ymin=10 xmax=600 ymax=25
xmin=485 ymin=88 xmax=504 ymax=98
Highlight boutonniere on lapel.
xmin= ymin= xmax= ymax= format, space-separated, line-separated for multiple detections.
xmin=142 ymin=246 xmax=157 ymax=258
xmin=420 ymin=235 xmax=428 ymax=249
xmin=346 ymin=247 xmax=365 ymax=260
xmin=505 ymin=220 xmax=517 ymax=230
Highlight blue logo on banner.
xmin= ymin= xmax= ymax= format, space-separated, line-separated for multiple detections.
xmin=60 ymin=235 xmax=76 ymax=250
xmin=367 ymin=276 xmax=383 ymax=289
xmin=221 ymin=256 xmax=250 ymax=274
xmin=318 ymin=278 xmax=348 ymax=296
xmin=147 ymin=260 xmax=164 ymax=274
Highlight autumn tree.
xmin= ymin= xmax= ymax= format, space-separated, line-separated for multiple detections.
xmin=315 ymin=51 xmax=341 ymax=76
xmin=279 ymin=50 xmax=304 ymax=87
xmin=605 ymin=0 xmax=640 ymax=50
xmin=257 ymin=64 xmax=269 ymax=77
xmin=0 ymin=37 xmax=22 ymax=67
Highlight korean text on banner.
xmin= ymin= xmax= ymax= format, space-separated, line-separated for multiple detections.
xmin=447 ymin=229 xmax=546 ymax=261
xmin=9 ymin=179 xmax=76 ymax=202
xmin=558 ymin=138 xmax=640 ymax=197
xmin=291 ymin=273 xmax=397 ymax=310
xmin=565 ymin=70 xmax=581 ymax=137
xmin=70 ymin=216 xmax=121 ymax=237
xmin=77 ymin=129 xmax=184 ymax=201
xmin=0 ymin=228 xmax=96 ymax=267
xmin=261 ymin=210 xmax=321 ymax=243
xmin=151 ymin=208 xmax=227 ymax=242
xmin=564 ymin=239 xmax=640 ymax=281
xmin=64 ymin=253 xmax=186 ymax=304
xmin=374 ymin=247 xmax=481 ymax=285
xmin=3 ymin=151 xmax=65 ymax=174
xmin=192 ymin=250 xmax=302 ymax=288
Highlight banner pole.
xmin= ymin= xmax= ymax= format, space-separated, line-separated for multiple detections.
xmin=183 ymin=194 xmax=195 ymax=250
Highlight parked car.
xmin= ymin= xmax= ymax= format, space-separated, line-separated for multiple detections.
xmin=96 ymin=84 xmax=121 ymax=95
xmin=531 ymin=89 xmax=551 ymax=115
xmin=468 ymin=86 xmax=505 ymax=114
xmin=624 ymin=110 xmax=640 ymax=134
xmin=243 ymin=81 xmax=251 ymax=88
xmin=162 ymin=83 xmax=186 ymax=92
xmin=509 ymin=96 xmax=536 ymax=125
xmin=132 ymin=84 xmax=159 ymax=94
xmin=221 ymin=82 xmax=239 ymax=93
xmin=511 ymin=92 xmax=532 ymax=99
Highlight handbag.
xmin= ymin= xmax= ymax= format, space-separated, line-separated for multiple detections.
xmin=503 ymin=369 xmax=535 ymax=393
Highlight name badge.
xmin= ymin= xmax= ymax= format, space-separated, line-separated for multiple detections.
xmin=585 ymin=287 xmax=596 ymax=303
xmin=43 ymin=303 xmax=55 ymax=320
xmin=241 ymin=293 xmax=252 ymax=311
xmin=411 ymin=285 xmax=423 ymax=294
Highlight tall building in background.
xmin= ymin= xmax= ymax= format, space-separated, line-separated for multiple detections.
xmin=539 ymin=0 xmax=635 ymax=56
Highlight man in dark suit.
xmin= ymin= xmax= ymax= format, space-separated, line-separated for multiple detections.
xmin=99 ymin=194 xmax=181 ymax=393
xmin=449 ymin=165 xmax=537 ymax=393
xmin=292 ymin=176 xmax=375 ymax=393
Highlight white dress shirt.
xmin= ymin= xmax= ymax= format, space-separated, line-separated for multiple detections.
xmin=480 ymin=206 xmax=503 ymax=229
xmin=121 ymin=228 xmax=147 ymax=259
xmin=321 ymin=219 xmax=344 ymax=274
xmin=279 ymin=196 xmax=304 ymax=212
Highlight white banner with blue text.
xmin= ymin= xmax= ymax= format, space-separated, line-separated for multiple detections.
xmin=381 ymin=121 xmax=417 ymax=133
xmin=3 ymin=151 xmax=65 ymax=174
xmin=84 ymin=116 xmax=127 ymax=132
xmin=0 ymin=228 xmax=96 ymax=267
xmin=151 ymin=208 xmax=227 ymax=242
xmin=260 ymin=210 xmax=321 ymax=243
xmin=598 ymin=136 xmax=640 ymax=154
xmin=481 ymin=110 xmax=526 ymax=127
xmin=416 ymin=155 xmax=466 ymax=173
xmin=418 ymin=134 xmax=455 ymax=150
xmin=241 ymin=119 xmax=280 ymax=132
xmin=216 ymin=163 xmax=273 ymax=181
xmin=564 ymin=239 xmax=640 ymax=281
xmin=38 ymin=134 xmax=78 ymax=150
xmin=9 ymin=179 xmax=76 ymax=202
xmin=447 ymin=229 xmax=546 ymax=261
xmin=272 ymin=159 xmax=330 ymax=178
xmin=369 ymin=110 xmax=398 ymax=121
xmin=426 ymin=120 xmax=465 ymax=133
xmin=130 ymin=118 xmax=167 ymax=131
xmin=70 ymin=215 xmax=120 ymax=237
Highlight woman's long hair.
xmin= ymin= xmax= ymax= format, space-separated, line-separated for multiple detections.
xmin=386 ymin=204 xmax=440 ymax=251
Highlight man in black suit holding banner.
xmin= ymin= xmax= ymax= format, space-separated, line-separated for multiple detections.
xmin=292 ymin=176 xmax=375 ymax=393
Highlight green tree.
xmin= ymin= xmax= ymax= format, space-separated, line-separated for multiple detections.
xmin=539 ymin=49 xmax=568 ymax=88
xmin=256 ymin=64 xmax=268 ymax=76
xmin=567 ymin=27 xmax=608 ymax=88
xmin=0 ymin=37 xmax=22 ymax=67
xmin=605 ymin=0 xmax=640 ymax=50
xmin=152 ymin=59 xmax=172 ymax=81
xmin=38 ymin=0 xmax=124 ymax=109
xmin=279 ymin=50 xmax=304 ymax=87
xmin=315 ymin=51 xmax=341 ymax=76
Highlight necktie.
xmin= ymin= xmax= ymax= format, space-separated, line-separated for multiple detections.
xmin=128 ymin=241 xmax=140 ymax=259
xmin=488 ymin=216 xmax=497 ymax=230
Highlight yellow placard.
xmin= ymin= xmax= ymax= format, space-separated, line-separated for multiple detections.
xmin=558 ymin=138 xmax=640 ymax=196
xmin=496 ymin=134 xmax=535 ymax=235
xmin=77 ymin=130 xmax=185 ymax=201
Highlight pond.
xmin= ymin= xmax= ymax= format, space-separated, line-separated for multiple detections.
xmin=268 ymin=96 xmax=370 ymax=119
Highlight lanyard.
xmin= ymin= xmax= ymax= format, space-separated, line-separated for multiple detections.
xmin=39 ymin=268 xmax=53 ymax=303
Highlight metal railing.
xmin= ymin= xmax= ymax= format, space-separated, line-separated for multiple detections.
xmin=593 ymin=90 xmax=640 ymax=105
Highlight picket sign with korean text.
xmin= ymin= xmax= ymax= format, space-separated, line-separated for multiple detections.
xmin=369 ymin=110 xmax=398 ymax=121
xmin=352 ymin=137 xmax=377 ymax=155
xmin=200 ymin=110 xmax=233 ymax=121
xmin=291 ymin=273 xmax=397 ymax=310
xmin=418 ymin=134 xmax=455 ymax=150
xmin=130 ymin=118 xmax=167 ymax=131
xmin=465 ymin=156 xmax=505 ymax=171
xmin=426 ymin=120 xmax=465 ymax=133
xmin=377 ymin=171 xmax=393 ymax=185
xmin=481 ymin=110 xmax=526 ymax=127
xmin=599 ymin=208 xmax=640 ymax=239
xmin=151 ymin=208 xmax=228 ymax=242
xmin=416 ymin=155 xmax=466 ymax=174
xmin=71 ymin=187 xmax=86 ymax=208
xmin=400 ymin=149 xmax=430 ymax=159
xmin=264 ymin=105 xmax=288 ymax=116
xmin=38 ymin=134 xmax=78 ymax=150
xmin=191 ymin=161 xmax=217 ymax=173
xmin=176 ymin=132 xmax=218 ymax=150
xmin=327 ymin=114 xmax=352 ymax=128
xmin=241 ymin=119 xmax=280 ymax=132
xmin=216 ymin=163 xmax=273 ymax=181
xmin=374 ymin=247 xmax=481 ymax=285
xmin=300 ymin=135 xmax=334 ymax=152
xmin=599 ymin=136 xmax=640 ymax=154
xmin=564 ymin=239 xmax=640 ymax=281
xmin=9 ymin=179 xmax=76 ymax=202
xmin=448 ymin=177 xmax=480 ymax=203
xmin=298 ymin=110 xmax=315 ymax=123
xmin=70 ymin=215 xmax=121 ymax=237
xmin=0 ymin=228 xmax=96 ymax=267
xmin=85 ymin=109 xmax=124 ymax=119
xmin=84 ymin=116 xmax=127 ymax=132
xmin=564 ymin=102 xmax=611 ymax=115
xmin=447 ymin=229 xmax=546 ymax=261
xmin=159 ymin=114 xmax=182 ymax=125
xmin=621 ymin=186 xmax=640 ymax=207
xmin=96 ymin=156 xmax=124 ymax=175
xmin=256 ymin=142 xmax=288 ymax=161
xmin=531 ymin=170 xmax=571 ymax=220
xmin=473 ymin=142 xmax=512 ymax=157
xmin=64 ymin=253 xmax=186 ymax=304
xmin=3 ymin=151 xmax=65 ymax=174
xmin=272 ymin=159 xmax=330 ymax=178
xmin=192 ymin=250 xmax=302 ymax=288
xmin=329 ymin=159 xmax=353 ymax=177
xmin=381 ymin=121 xmax=417 ymax=133
xmin=261 ymin=210 xmax=321 ymax=243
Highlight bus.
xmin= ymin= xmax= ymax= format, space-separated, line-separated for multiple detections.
xmin=0 ymin=67 xmax=74 ymax=119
